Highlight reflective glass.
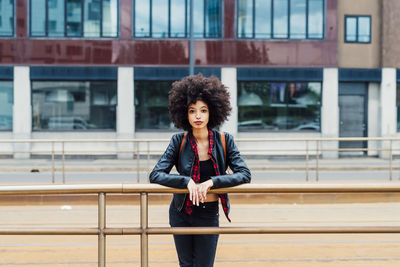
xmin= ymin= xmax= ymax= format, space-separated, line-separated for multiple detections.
xmin=290 ymin=0 xmax=306 ymax=39
xmin=0 ymin=0 xmax=14 ymax=36
xmin=238 ymin=81 xmax=321 ymax=132
xmin=192 ymin=0 xmax=204 ymax=38
xmin=255 ymin=0 xmax=271 ymax=39
xmin=205 ymin=0 xmax=220 ymax=38
xmin=32 ymin=81 xmax=117 ymax=131
xmin=84 ymin=0 xmax=101 ymax=37
xmin=48 ymin=0 xmax=65 ymax=37
xmin=345 ymin=17 xmax=356 ymax=42
xmin=308 ymin=0 xmax=323 ymax=38
xmin=273 ymin=0 xmax=288 ymax=38
xmin=102 ymin=0 xmax=118 ymax=37
xmin=171 ymin=0 xmax=186 ymax=37
xmin=135 ymin=81 xmax=174 ymax=130
xmin=135 ymin=0 xmax=150 ymax=37
xmin=66 ymin=0 xmax=83 ymax=36
xmin=238 ymin=0 xmax=253 ymax=38
xmin=397 ymin=83 xmax=400 ymax=131
xmin=31 ymin=0 xmax=46 ymax=36
xmin=358 ymin=17 xmax=370 ymax=43
xmin=0 ymin=81 xmax=13 ymax=131
xmin=152 ymin=0 xmax=168 ymax=38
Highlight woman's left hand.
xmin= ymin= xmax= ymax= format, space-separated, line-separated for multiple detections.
xmin=197 ymin=179 xmax=214 ymax=203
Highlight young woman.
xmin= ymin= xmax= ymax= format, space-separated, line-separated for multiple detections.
xmin=149 ymin=74 xmax=251 ymax=267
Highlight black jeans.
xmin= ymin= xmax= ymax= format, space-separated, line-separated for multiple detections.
xmin=169 ymin=200 xmax=219 ymax=267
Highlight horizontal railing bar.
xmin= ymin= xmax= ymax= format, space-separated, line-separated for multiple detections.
xmin=146 ymin=226 xmax=400 ymax=234
xmin=1 ymin=137 xmax=400 ymax=144
xmin=2 ymin=183 xmax=400 ymax=195
xmin=0 ymin=228 xmax=99 ymax=235
xmin=4 ymin=226 xmax=400 ymax=235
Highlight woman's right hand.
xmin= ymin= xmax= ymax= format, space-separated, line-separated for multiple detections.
xmin=187 ymin=179 xmax=199 ymax=206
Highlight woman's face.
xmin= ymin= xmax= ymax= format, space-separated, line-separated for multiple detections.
xmin=188 ymin=100 xmax=209 ymax=130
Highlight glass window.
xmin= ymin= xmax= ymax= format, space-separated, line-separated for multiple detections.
xmin=397 ymin=83 xmax=400 ymax=132
xmin=308 ymin=0 xmax=323 ymax=38
xmin=345 ymin=15 xmax=371 ymax=43
xmin=0 ymin=0 xmax=14 ymax=36
xmin=31 ymin=0 xmax=46 ymax=36
xmin=135 ymin=0 xmax=150 ymax=37
xmin=237 ymin=0 xmax=253 ymax=38
xmin=0 ymin=81 xmax=13 ymax=131
xmin=170 ymin=0 xmax=186 ymax=38
xmin=48 ymin=0 xmax=65 ymax=37
xmin=135 ymin=81 xmax=175 ymax=130
xmin=238 ymin=81 xmax=321 ymax=132
xmin=32 ymin=81 xmax=117 ymax=131
xmin=273 ymin=0 xmax=288 ymax=38
xmin=255 ymin=0 xmax=271 ymax=39
xmin=290 ymin=0 xmax=306 ymax=39
xmin=134 ymin=0 xmax=221 ymax=38
xmin=30 ymin=0 xmax=118 ymax=37
xmin=84 ymin=0 xmax=101 ymax=37
xmin=237 ymin=0 xmax=324 ymax=40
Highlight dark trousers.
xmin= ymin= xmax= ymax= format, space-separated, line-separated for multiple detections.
xmin=169 ymin=201 xmax=219 ymax=267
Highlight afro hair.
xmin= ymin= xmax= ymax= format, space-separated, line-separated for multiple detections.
xmin=168 ymin=73 xmax=232 ymax=131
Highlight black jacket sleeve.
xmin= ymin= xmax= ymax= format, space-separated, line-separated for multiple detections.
xmin=210 ymin=133 xmax=251 ymax=189
xmin=149 ymin=134 xmax=192 ymax=189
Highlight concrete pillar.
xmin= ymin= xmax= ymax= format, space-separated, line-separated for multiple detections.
xmin=220 ymin=67 xmax=237 ymax=137
xmin=379 ymin=68 xmax=396 ymax=158
xmin=368 ymin=83 xmax=380 ymax=156
xmin=13 ymin=66 xmax=31 ymax=158
xmin=321 ymin=68 xmax=339 ymax=158
xmin=117 ymin=67 xmax=135 ymax=159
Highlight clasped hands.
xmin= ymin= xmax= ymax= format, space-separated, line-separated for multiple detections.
xmin=187 ymin=179 xmax=214 ymax=206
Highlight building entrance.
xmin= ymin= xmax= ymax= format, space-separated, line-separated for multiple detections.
xmin=339 ymin=83 xmax=368 ymax=155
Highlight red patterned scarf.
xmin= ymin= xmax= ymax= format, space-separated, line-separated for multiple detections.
xmin=184 ymin=130 xmax=231 ymax=222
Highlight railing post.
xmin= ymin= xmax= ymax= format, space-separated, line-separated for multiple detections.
xmin=62 ymin=142 xmax=65 ymax=184
xmin=51 ymin=141 xmax=55 ymax=184
xmin=137 ymin=142 xmax=140 ymax=183
xmin=316 ymin=140 xmax=320 ymax=182
xmin=305 ymin=140 xmax=309 ymax=182
xmin=390 ymin=140 xmax=393 ymax=181
xmin=98 ymin=193 xmax=106 ymax=267
xmin=140 ymin=192 xmax=148 ymax=267
xmin=147 ymin=141 xmax=150 ymax=181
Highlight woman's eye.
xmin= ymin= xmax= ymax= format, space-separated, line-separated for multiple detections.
xmin=201 ymin=109 xmax=208 ymax=113
xmin=189 ymin=110 xmax=195 ymax=113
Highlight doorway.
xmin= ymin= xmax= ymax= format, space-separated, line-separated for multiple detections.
xmin=339 ymin=83 xmax=368 ymax=155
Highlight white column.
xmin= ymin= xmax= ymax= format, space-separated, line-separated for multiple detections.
xmin=321 ymin=68 xmax=339 ymax=158
xmin=13 ymin=66 xmax=32 ymax=158
xmin=380 ymin=68 xmax=396 ymax=158
xmin=220 ymin=67 xmax=237 ymax=137
xmin=368 ymin=83 xmax=380 ymax=156
xmin=117 ymin=67 xmax=135 ymax=158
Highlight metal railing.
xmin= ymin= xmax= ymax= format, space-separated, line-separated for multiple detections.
xmin=2 ymin=183 xmax=400 ymax=266
xmin=1 ymin=137 xmax=400 ymax=182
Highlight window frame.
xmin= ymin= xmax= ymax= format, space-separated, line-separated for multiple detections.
xmin=29 ymin=0 xmax=120 ymax=38
xmin=344 ymin=15 xmax=371 ymax=44
xmin=0 ymin=80 xmax=14 ymax=131
xmin=236 ymin=0 xmax=325 ymax=40
xmin=237 ymin=80 xmax=322 ymax=132
xmin=132 ymin=0 xmax=222 ymax=39
xmin=31 ymin=79 xmax=118 ymax=132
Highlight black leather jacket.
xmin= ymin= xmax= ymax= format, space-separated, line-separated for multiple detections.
xmin=149 ymin=130 xmax=251 ymax=215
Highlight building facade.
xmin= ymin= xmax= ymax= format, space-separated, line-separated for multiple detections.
xmin=0 ymin=0 xmax=398 ymax=157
